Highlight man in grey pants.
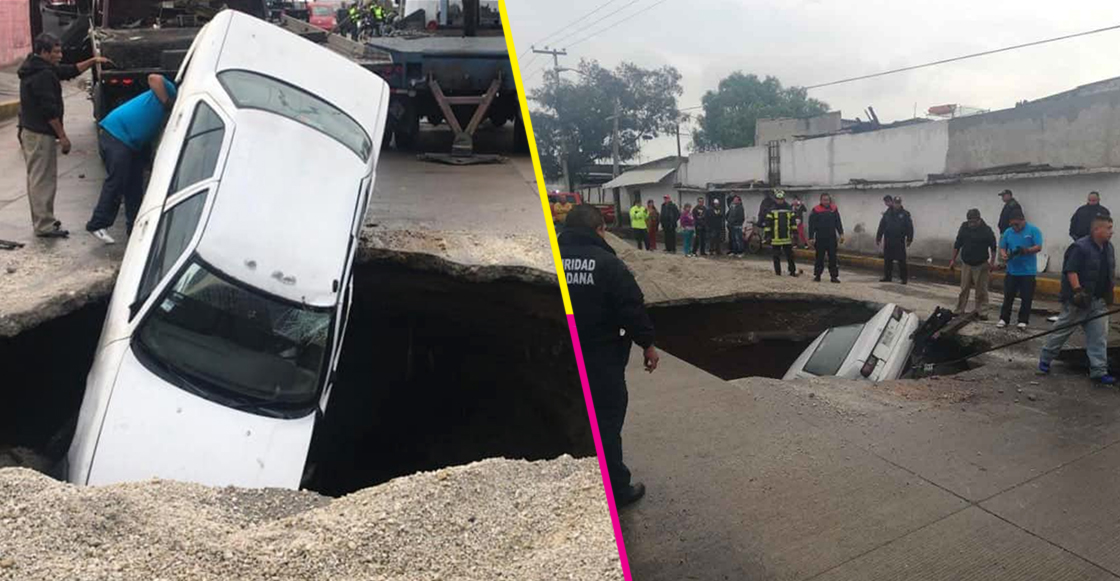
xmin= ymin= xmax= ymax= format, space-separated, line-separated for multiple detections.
xmin=17 ymin=33 xmax=109 ymax=237
xmin=1039 ymin=215 xmax=1116 ymax=385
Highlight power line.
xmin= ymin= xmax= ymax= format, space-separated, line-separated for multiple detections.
xmin=564 ymin=0 xmax=675 ymax=50
xmin=551 ymin=0 xmax=649 ymax=48
xmin=805 ymin=22 xmax=1120 ymax=90
xmin=519 ymin=0 xmax=625 ymax=58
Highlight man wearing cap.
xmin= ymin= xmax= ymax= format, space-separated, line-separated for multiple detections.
xmin=707 ymin=197 xmax=726 ymax=255
xmin=660 ymin=195 xmax=681 ymax=253
xmin=998 ymin=209 xmax=1043 ymax=329
xmin=997 ymin=189 xmax=1022 ymax=238
xmin=1070 ymin=191 xmax=1111 ymax=241
xmin=1039 ymin=214 xmax=1116 ymax=385
xmin=692 ymin=197 xmax=709 ymax=256
xmin=726 ymin=195 xmax=746 ymax=256
xmin=876 ymin=195 xmax=914 ymax=284
xmin=949 ymin=209 xmax=997 ymax=319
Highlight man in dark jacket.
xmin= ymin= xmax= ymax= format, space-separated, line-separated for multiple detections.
xmin=808 ymin=192 xmax=844 ymax=283
xmin=997 ymin=189 xmax=1022 ymax=237
xmin=726 ymin=196 xmax=746 ymax=256
xmin=17 ymin=33 xmax=109 ymax=237
xmin=559 ymin=204 xmax=659 ymax=507
xmin=758 ymin=192 xmax=777 ymax=241
xmin=707 ymin=197 xmax=726 ymax=255
xmin=876 ymin=195 xmax=915 ymax=284
xmin=1039 ymin=214 xmax=1116 ymax=385
xmin=660 ymin=195 xmax=681 ymax=253
xmin=949 ymin=209 xmax=997 ymax=319
xmin=692 ymin=197 xmax=708 ymax=256
xmin=1070 ymin=191 xmax=1111 ymax=241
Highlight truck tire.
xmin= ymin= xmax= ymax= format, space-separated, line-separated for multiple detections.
xmin=394 ymin=102 xmax=420 ymax=150
xmin=92 ymin=82 xmax=108 ymax=121
xmin=512 ymin=109 xmax=529 ymax=153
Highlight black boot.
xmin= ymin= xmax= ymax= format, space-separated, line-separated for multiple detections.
xmin=615 ymin=482 xmax=646 ymax=508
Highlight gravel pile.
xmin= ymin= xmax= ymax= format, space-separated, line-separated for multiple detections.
xmin=0 ymin=456 xmax=621 ymax=581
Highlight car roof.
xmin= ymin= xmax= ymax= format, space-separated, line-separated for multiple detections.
xmin=196 ymin=110 xmax=367 ymax=307
xmin=213 ymin=10 xmax=387 ymax=144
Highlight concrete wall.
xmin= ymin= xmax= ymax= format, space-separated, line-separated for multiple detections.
xmin=781 ymin=121 xmax=949 ymax=186
xmin=756 ymin=112 xmax=842 ymax=144
xmin=0 ymin=0 xmax=30 ymax=67
xmin=621 ymin=180 xmax=678 ymax=209
xmin=679 ymin=147 xmax=767 ymax=187
xmin=947 ymin=88 xmax=1120 ymax=174
xmin=779 ymin=173 xmax=1120 ymax=272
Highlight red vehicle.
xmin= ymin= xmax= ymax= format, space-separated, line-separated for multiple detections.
xmin=308 ymin=2 xmax=338 ymax=30
xmin=546 ymin=192 xmax=616 ymax=226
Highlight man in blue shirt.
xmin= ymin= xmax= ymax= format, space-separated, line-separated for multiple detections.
xmin=85 ymin=74 xmax=177 ymax=244
xmin=998 ymin=210 xmax=1042 ymax=329
xmin=1039 ymin=214 xmax=1116 ymax=385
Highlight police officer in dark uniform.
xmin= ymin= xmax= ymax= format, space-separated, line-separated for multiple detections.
xmin=876 ymin=195 xmax=914 ymax=284
xmin=559 ymin=204 xmax=659 ymax=508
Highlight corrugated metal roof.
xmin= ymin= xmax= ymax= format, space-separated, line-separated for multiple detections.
xmin=601 ymin=167 xmax=676 ymax=189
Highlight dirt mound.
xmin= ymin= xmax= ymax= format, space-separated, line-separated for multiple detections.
xmin=0 ymin=456 xmax=621 ymax=581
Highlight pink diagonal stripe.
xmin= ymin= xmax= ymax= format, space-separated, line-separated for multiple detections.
xmin=566 ymin=314 xmax=632 ymax=580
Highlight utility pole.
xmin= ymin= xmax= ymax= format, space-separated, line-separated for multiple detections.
xmin=533 ymin=47 xmax=571 ymax=190
xmin=611 ymin=97 xmax=620 ymax=178
xmin=676 ymin=119 xmax=682 ymax=158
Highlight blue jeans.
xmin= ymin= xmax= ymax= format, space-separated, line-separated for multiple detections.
xmin=682 ymin=229 xmax=694 ymax=254
xmin=87 ymin=130 xmax=147 ymax=234
xmin=1040 ymin=298 xmax=1110 ymax=378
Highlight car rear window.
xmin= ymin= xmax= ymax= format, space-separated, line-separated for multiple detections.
xmin=217 ymin=70 xmax=372 ymax=161
xmin=312 ymin=5 xmax=332 ymax=15
xmin=803 ymin=324 xmax=864 ymax=377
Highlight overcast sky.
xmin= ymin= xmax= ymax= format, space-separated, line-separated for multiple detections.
xmin=504 ymin=0 xmax=1120 ymax=162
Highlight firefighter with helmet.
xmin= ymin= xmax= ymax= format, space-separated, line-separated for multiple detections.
xmin=766 ymin=190 xmax=800 ymax=276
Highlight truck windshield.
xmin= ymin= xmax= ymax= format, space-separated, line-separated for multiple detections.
xmin=135 ymin=259 xmax=333 ymax=412
xmin=803 ymin=324 xmax=864 ymax=377
xmin=217 ymin=69 xmax=371 ymax=160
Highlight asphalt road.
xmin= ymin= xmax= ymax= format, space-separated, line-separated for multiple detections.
xmin=612 ymin=240 xmax=1120 ymax=580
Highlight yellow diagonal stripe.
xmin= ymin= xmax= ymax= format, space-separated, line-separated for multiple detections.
xmin=497 ymin=0 xmax=574 ymax=315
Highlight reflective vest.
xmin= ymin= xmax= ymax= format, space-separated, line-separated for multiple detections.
xmin=629 ymin=206 xmax=648 ymax=229
xmin=766 ymin=208 xmax=797 ymax=246
xmin=349 ymin=7 xmax=361 ymax=22
xmin=372 ymin=5 xmax=384 ymax=20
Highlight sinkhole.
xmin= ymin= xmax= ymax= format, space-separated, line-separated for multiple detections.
xmin=0 ymin=260 xmax=593 ymax=496
xmin=647 ymin=295 xmax=982 ymax=381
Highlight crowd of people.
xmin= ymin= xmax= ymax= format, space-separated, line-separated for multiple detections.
xmin=17 ymin=33 xmax=177 ymax=244
xmin=627 ymin=190 xmax=848 ymax=282
xmin=562 ymin=190 xmax=1118 ymax=510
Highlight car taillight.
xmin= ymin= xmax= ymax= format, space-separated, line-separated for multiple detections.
xmin=892 ymin=306 xmax=903 ymax=321
xmin=121 ymin=78 xmax=134 ymax=86
xmin=106 ymin=77 xmax=119 ymax=85
xmin=861 ymin=356 xmax=879 ymax=378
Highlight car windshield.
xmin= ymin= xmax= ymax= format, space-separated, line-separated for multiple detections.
xmin=135 ymin=259 xmax=333 ymax=410
xmin=217 ymin=70 xmax=371 ymax=161
xmin=312 ymin=6 xmax=332 ymax=15
xmin=803 ymin=324 xmax=865 ymax=377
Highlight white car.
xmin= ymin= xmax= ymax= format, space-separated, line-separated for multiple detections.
xmin=783 ymin=303 xmax=921 ymax=382
xmin=67 ymin=10 xmax=388 ymax=489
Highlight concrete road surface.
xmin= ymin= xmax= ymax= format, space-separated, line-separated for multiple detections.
xmin=614 ymin=244 xmax=1120 ymax=579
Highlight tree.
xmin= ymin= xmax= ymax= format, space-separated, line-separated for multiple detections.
xmin=529 ymin=59 xmax=682 ymax=188
xmin=691 ymin=73 xmax=829 ymax=152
